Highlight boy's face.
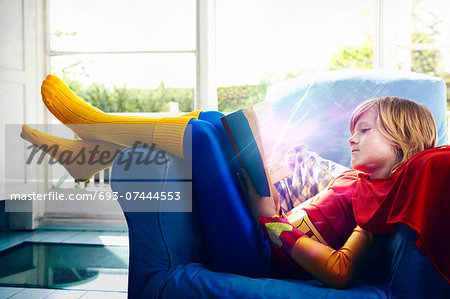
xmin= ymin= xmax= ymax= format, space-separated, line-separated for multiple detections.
xmin=348 ymin=107 xmax=397 ymax=179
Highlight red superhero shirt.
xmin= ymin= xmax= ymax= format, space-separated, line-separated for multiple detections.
xmin=277 ymin=146 xmax=449 ymax=283
xmin=275 ymin=170 xmax=359 ymax=278
xmin=287 ymin=170 xmax=359 ymax=249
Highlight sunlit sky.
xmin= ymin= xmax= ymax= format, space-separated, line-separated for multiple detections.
xmin=50 ymin=0 xmax=450 ymax=88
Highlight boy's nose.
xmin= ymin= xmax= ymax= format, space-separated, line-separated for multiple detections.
xmin=348 ymin=135 xmax=357 ymax=146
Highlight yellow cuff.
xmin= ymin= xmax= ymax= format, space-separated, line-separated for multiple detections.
xmin=153 ymin=111 xmax=202 ymax=158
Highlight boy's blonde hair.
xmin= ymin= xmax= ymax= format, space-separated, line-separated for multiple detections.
xmin=350 ymin=97 xmax=437 ymax=171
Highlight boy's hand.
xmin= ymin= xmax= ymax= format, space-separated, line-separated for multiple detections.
xmin=238 ymin=168 xmax=280 ymax=221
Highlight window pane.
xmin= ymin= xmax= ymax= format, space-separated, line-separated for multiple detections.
xmin=411 ymin=1 xmax=450 ymax=110
xmin=50 ymin=53 xmax=195 ymax=113
xmin=411 ymin=49 xmax=450 ymax=109
xmin=411 ymin=0 xmax=450 ymax=45
xmin=216 ymin=0 xmax=374 ymax=111
xmin=49 ymin=0 xmax=196 ymax=52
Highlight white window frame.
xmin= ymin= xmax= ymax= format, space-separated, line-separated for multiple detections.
xmin=373 ymin=0 xmax=412 ymax=70
xmin=374 ymin=0 xmax=449 ymax=143
xmin=44 ymin=0 xmax=218 ymax=115
xmin=374 ymin=0 xmax=450 ymax=72
xmin=41 ymin=0 xmax=217 ymax=224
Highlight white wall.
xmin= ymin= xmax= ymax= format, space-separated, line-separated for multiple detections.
xmin=0 ymin=0 xmax=47 ymax=229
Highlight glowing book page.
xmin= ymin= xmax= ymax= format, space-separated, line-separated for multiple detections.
xmin=243 ymin=101 xmax=289 ymax=185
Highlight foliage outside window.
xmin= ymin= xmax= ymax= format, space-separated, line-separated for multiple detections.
xmin=65 ymin=79 xmax=194 ymax=113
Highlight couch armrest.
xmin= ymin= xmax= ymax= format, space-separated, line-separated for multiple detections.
xmin=385 ymin=224 xmax=449 ymax=299
xmin=111 ymin=147 xmax=206 ymax=298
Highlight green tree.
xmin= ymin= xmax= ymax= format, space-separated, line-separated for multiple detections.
xmin=217 ymin=84 xmax=267 ymax=111
xmin=64 ymin=79 xmax=194 ymax=113
xmin=329 ymin=33 xmax=373 ymax=70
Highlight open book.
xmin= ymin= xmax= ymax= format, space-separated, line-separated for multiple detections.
xmin=221 ymin=101 xmax=290 ymax=197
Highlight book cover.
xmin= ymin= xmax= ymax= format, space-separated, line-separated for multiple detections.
xmin=221 ymin=101 xmax=289 ymax=197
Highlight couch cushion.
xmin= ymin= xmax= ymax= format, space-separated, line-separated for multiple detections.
xmin=159 ymin=263 xmax=388 ymax=299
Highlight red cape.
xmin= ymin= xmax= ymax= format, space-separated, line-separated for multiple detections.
xmin=352 ymin=146 xmax=450 ymax=283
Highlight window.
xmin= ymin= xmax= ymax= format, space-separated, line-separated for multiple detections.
xmin=375 ymin=0 xmax=450 ymax=141
xmin=376 ymin=0 xmax=450 ymax=108
xmin=49 ymin=0 xmax=449 ymax=113
xmin=408 ymin=0 xmax=450 ymax=108
xmin=49 ymin=0 xmax=197 ymax=113
xmin=216 ymin=0 xmax=375 ymax=111
xmin=46 ymin=0 xmax=201 ymax=207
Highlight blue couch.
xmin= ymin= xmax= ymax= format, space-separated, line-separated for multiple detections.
xmin=111 ymin=70 xmax=449 ymax=298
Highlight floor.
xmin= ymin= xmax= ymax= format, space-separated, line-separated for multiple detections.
xmin=0 ymin=287 xmax=127 ymax=299
xmin=0 ymin=229 xmax=129 ymax=299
